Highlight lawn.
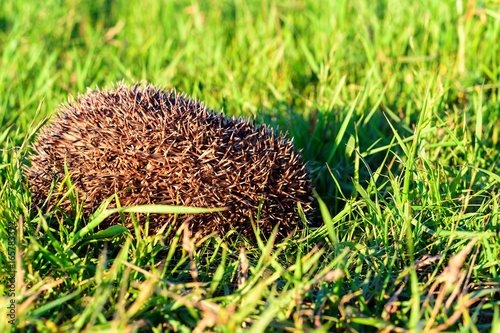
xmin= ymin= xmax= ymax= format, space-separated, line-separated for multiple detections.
xmin=0 ymin=0 xmax=499 ymax=331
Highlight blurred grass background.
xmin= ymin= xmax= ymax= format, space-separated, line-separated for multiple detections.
xmin=1 ymin=0 xmax=498 ymax=133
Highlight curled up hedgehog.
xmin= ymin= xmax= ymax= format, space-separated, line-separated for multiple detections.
xmin=25 ymin=83 xmax=314 ymax=240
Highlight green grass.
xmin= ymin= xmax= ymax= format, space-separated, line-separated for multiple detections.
xmin=1 ymin=0 xmax=500 ymax=331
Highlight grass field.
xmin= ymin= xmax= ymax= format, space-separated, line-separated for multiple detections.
xmin=1 ymin=0 xmax=500 ymax=331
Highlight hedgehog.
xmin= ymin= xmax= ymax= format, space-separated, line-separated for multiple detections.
xmin=25 ymin=82 xmax=314 ymax=239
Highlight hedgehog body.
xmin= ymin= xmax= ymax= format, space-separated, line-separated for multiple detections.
xmin=26 ymin=83 xmax=313 ymax=239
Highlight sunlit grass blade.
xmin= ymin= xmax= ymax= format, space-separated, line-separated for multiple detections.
xmin=67 ymin=205 xmax=227 ymax=248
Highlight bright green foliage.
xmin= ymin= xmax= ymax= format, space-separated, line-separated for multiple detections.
xmin=0 ymin=0 xmax=499 ymax=331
